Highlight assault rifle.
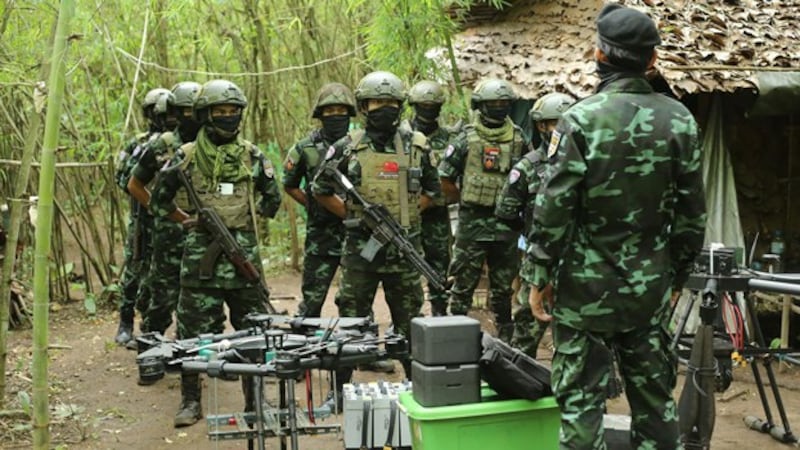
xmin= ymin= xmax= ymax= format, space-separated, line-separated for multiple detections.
xmin=321 ymin=166 xmax=447 ymax=292
xmin=175 ymin=168 xmax=277 ymax=314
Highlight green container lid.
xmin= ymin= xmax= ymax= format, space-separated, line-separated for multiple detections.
xmin=398 ymin=388 xmax=558 ymax=421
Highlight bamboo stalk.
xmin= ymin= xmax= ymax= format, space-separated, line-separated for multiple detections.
xmin=31 ymin=2 xmax=73 ymax=447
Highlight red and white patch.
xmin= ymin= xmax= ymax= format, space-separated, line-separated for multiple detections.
xmin=508 ymin=169 xmax=521 ymax=184
xmin=547 ymin=130 xmax=562 ymax=158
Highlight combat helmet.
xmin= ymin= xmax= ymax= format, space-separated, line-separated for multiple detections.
xmin=408 ymin=81 xmax=445 ymax=105
xmin=470 ymin=78 xmax=517 ymax=109
xmin=193 ymin=79 xmax=247 ymax=122
xmin=354 ymin=71 xmax=406 ymax=103
xmin=530 ymin=92 xmax=576 ymax=122
xmin=141 ymin=87 xmax=171 ymax=121
xmin=312 ymin=82 xmax=356 ymax=119
xmin=169 ymin=81 xmax=202 ymax=108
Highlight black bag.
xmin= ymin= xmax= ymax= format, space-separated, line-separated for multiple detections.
xmin=479 ymin=333 xmax=552 ymax=401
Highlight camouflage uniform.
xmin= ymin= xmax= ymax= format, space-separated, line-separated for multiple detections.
xmin=132 ymin=130 xmax=186 ymax=334
xmin=116 ymin=132 xmax=164 ymax=342
xmin=417 ymin=124 xmax=453 ymax=315
xmin=524 ymin=75 xmax=706 ymax=448
xmin=131 ymin=81 xmax=202 ymax=335
xmin=495 ymin=148 xmax=547 ymax=357
xmin=283 ymin=130 xmax=345 ymax=317
xmin=312 ymin=127 xmax=439 ymax=353
xmin=150 ymin=127 xmax=281 ymax=338
xmin=440 ymin=109 xmax=524 ymax=341
xmin=150 ymin=79 xmax=281 ymax=428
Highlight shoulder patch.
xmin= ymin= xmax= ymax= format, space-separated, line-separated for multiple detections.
xmin=547 ymin=130 xmax=562 ymax=158
xmin=508 ymin=169 xmax=521 ymax=185
xmin=325 ymin=145 xmax=336 ymax=160
xmin=445 ymin=144 xmax=455 ymax=158
xmin=263 ymin=158 xmax=275 ymax=178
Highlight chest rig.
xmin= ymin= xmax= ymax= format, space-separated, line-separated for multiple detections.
xmin=347 ymin=129 xmax=425 ymax=227
xmin=461 ymin=126 xmax=523 ymax=207
xmin=178 ymin=141 xmax=255 ymax=230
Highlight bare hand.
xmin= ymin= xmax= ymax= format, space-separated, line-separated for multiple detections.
xmin=529 ymin=283 xmax=554 ymax=322
xmin=181 ymin=217 xmax=198 ymax=230
xmin=670 ymin=289 xmax=682 ymax=308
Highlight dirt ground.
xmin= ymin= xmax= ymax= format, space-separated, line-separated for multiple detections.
xmin=2 ymin=271 xmax=800 ymax=450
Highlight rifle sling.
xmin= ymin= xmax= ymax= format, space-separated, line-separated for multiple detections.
xmin=199 ymin=240 xmax=224 ymax=280
xmin=393 ymin=131 xmax=410 ymax=228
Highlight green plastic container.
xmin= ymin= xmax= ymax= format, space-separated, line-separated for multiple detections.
xmin=398 ymin=388 xmax=560 ymax=450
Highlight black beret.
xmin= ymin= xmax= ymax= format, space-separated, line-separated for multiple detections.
xmin=596 ymin=4 xmax=661 ymax=50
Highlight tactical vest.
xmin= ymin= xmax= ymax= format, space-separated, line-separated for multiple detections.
xmin=461 ymin=126 xmax=523 ymax=207
xmin=179 ymin=141 xmax=254 ymax=230
xmin=347 ymin=129 xmax=426 ymax=227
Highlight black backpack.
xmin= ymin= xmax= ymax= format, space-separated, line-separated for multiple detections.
xmin=479 ymin=333 xmax=552 ymax=401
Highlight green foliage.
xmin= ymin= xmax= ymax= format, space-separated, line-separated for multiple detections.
xmin=0 ymin=0 xmax=501 ymax=281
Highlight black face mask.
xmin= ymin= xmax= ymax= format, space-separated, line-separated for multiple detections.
xmin=164 ymin=115 xmax=179 ymax=131
xmin=177 ymin=117 xmax=202 ymax=142
xmin=480 ymin=104 xmax=511 ymax=127
xmin=320 ymin=115 xmax=350 ymax=142
xmin=210 ymin=115 xmax=242 ymax=138
xmin=366 ymin=106 xmax=400 ymax=131
xmin=414 ymin=105 xmax=441 ymax=123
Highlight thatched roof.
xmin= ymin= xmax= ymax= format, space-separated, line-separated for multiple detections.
xmin=451 ymin=0 xmax=800 ymax=99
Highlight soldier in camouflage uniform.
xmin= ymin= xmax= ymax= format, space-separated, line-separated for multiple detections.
xmin=114 ymin=87 xmax=171 ymax=345
xmin=149 ymin=79 xmax=282 ymax=427
xmin=312 ymin=71 xmax=440 ymax=387
xmin=128 ymin=81 xmax=202 ymax=340
xmin=495 ymin=92 xmax=575 ymax=358
xmin=524 ymin=5 xmax=706 ymax=448
xmin=439 ymin=78 xmax=525 ymax=341
xmin=406 ymin=80 xmax=453 ymax=316
xmin=283 ymin=83 xmax=355 ymax=318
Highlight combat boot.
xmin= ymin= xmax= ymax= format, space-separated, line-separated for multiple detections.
xmin=174 ymin=374 xmax=203 ymax=427
xmin=114 ymin=317 xmax=133 ymax=345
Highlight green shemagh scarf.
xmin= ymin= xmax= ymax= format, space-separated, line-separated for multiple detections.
xmin=192 ymin=127 xmax=251 ymax=188
xmin=474 ymin=112 xmax=515 ymax=142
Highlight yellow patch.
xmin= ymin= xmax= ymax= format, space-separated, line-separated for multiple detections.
xmin=547 ymin=130 xmax=562 ymax=158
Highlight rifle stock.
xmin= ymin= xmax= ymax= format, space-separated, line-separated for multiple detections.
xmin=322 ymin=166 xmax=447 ymax=292
xmin=176 ymin=168 xmax=277 ymax=314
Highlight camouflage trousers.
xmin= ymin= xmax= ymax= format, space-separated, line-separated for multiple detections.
xmin=448 ymin=238 xmax=518 ymax=340
xmin=142 ymin=220 xmax=184 ymax=334
xmin=421 ymin=206 xmax=451 ymax=315
xmin=551 ymin=321 xmax=679 ymax=450
xmin=336 ymin=265 xmax=424 ymax=377
xmin=297 ymin=254 xmax=340 ymax=318
xmin=511 ymin=282 xmax=549 ymax=359
xmin=177 ymin=285 xmax=266 ymax=339
xmin=119 ymin=215 xmax=154 ymax=325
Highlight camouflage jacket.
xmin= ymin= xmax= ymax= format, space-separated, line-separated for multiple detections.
xmin=311 ymin=128 xmax=440 ymax=272
xmin=525 ymin=76 xmax=706 ymax=332
xmin=283 ymin=129 xmax=345 ymax=256
xmin=116 ymin=131 xmax=155 ymax=193
xmin=150 ymin=131 xmax=282 ymax=289
xmin=438 ymin=118 xmax=525 ymax=241
xmin=494 ymin=145 xmax=547 ymax=237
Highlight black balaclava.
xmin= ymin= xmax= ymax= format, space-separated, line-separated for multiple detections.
xmin=479 ymin=103 xmax=511 ymax=128
xmin=412 ymin=104 xmax=441 ymax=135
xmin=207 ymin=113 xmax=242 ymax=145
xmin=365 ymin=105 xmax=401 ymax=148
xmin=320 ymin=115 xmax=351 ymax=143
xmin=177 ymin=116 xmax=202 ymax=142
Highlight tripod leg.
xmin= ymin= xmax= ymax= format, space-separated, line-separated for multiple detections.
xmin=671 ymin=291 xmax=697 ymax=351
xmin=253 ymin=375 xmax=266 ymax=450
xmin=744 ymin=295 xmax=798 ymax=443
